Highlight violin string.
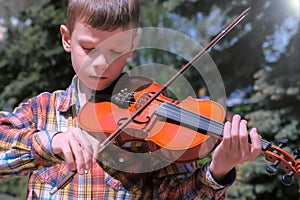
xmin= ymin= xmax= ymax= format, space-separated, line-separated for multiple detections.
xmin=156 ymin=102 xmax=274 ymax=151
xmin=167 ymin=102 xmax=224 ymax=131
xmin=156 ymin=102 xmax=224 ymax=137
xmin=167 ymin=102 xmax=226 ymax=136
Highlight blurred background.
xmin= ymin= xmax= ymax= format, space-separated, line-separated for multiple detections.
xmin=0 ymin=0 xmax=299 ymax=199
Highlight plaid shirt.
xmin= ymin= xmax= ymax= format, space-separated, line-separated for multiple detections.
xmin=0 ymin=76 xmax=235 ymax=199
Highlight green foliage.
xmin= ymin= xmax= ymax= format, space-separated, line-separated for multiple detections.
xmin=0 ymin=0 xmax=39 ymax=21
xmin=0 ymin=0 xmax=73 ymax=111
xmin=0 ymin=176 xmax=28 ymax=199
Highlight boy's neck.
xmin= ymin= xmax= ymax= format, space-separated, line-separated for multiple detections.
xmin=77 ymin=78 xmax=92 ymax=107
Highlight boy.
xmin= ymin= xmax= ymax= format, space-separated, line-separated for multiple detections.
xmin=0 ymin=0 xmax=261 ymax=199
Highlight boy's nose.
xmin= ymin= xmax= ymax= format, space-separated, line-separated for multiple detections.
xmin=92 ymin=54 xmax=109 ymax=70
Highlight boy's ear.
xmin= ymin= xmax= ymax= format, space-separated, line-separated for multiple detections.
xmin=131 ymin=30 xmax=141 ymax=50
xmin=60 ymin=25 xmax=71 ymax=52
xmin=127 ymin=30 xmax=141 ymax=57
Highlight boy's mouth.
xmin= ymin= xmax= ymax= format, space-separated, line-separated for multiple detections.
xmin=90 ymin=75 xmax=108 ymax=80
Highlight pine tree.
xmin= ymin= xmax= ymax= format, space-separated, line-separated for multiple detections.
xmin=0 ymin=0 xmax=72 ymax=111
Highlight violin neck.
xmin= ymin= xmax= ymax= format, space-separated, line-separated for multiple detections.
xmin=155 ymin=102 xmax=224 ymax=137
xmin=155 ymin=102 xmax=271 ymax=151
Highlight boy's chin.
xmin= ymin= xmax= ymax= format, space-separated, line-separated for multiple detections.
xmin=85 ymin=80 xmax=111 ymax=91
xmin=91 ymin=82 xmax=112 ymax=92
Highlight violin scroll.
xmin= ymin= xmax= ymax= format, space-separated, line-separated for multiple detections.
xmin=264 ymin=138 xmax=300 ymax=186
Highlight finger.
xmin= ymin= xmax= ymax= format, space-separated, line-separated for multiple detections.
xmin=73 ymin=128 xmax=94 ymax=172
xmin=239 ymin=119 xmax=249 ymax=154
xmin=76 ymin=130 xmax=93 ymax=170
xmin=69 ymin=139 xmax=86 ymax=174
xmin=78 ymin=130 xmax=100 ymax=164
xmin=222 ymin=121 xmax=232 ymax=149
xmin=62 ymin=143 xmax=76 ymax=171
xmin=90 ymin=132 xmax=102 ymax=162
xmin=231 ymin=114 xmax=241 ymax=149
xmin=81 ymin=142 xmax=93 ymax=171
xmin=249 ymin=128 xmax=262 ymax=159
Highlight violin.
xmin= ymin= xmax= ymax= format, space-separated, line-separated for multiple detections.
xmin=77 ymin=75 xmax=300 ymax=182
xmin=79 ymin=75 xmax=224 ymax=164
xmin=49 ymin=7 xmax=299 ymax=195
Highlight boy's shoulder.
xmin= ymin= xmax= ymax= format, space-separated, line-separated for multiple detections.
xmin=27 ymin=83 xmax=75 ymax=112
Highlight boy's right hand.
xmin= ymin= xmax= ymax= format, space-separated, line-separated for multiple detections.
xmin=51 ymin=128 xmax=100 ymax=174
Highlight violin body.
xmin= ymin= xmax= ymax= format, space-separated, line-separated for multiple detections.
xmin=78 ymin=77 xmax=225 ymax=162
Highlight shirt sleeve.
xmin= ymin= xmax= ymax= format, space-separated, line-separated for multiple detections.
xmin=155 ymin=161 xmax=236 ymax=199
xmin=0 ymin=98 xmax=61 ymax=178
xmin=32 ymin=130 xmax=63 ymax=167
xmin=0 ymin=124 xmax=37 ymax=177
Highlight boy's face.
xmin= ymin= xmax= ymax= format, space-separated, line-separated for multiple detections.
xmin=60 ymin=21 xmax=137 ymax=91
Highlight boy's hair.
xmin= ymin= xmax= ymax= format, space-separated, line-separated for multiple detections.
xmin=66 ymin=0 xmax=140 ymax=34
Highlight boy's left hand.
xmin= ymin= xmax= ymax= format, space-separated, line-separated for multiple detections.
xmin=209 ymin=114 xmax=262 ymax=182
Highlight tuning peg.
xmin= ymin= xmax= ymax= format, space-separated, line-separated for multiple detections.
xmin=293 ymin=149 xmax=300 ymax=160
xmin=282 ymin=171 xmax=294 ymax=186
xmin=266 ymin=160 xmax=279 ymax=175
xmin=278 ymin=138 xmax=288 ymax=148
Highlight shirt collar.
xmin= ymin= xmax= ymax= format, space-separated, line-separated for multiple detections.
xmin=56 ymin=76 xmax=78 ymax=113
xmin=56 ymin=72 xmax=130 ymax=113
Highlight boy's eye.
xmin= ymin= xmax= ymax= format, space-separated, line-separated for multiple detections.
xmin=82 ymin=46 xmax=94 ymax=51
xmin=110 ymin=49 xmax=124 ymax=55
